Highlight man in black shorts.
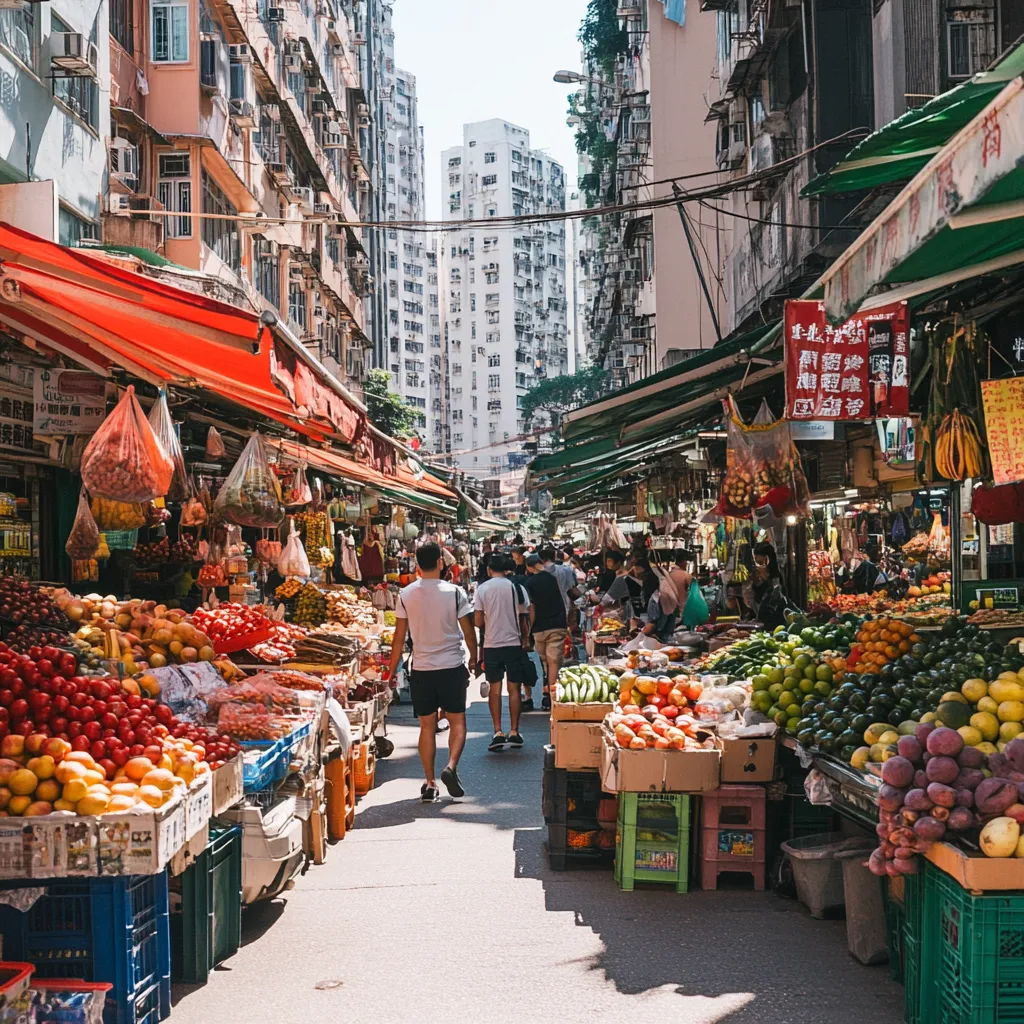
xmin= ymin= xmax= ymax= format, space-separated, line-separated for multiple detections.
xmin=475 ymin=554 xmax=532 ymax=751
xmin=387 ymin=543 xmax=477 ymax=802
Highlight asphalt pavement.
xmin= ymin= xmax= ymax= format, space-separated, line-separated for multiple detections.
xmin=171 ymin=691 xmax=904 ymax=1024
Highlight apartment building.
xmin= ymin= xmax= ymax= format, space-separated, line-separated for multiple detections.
xmin=380 ymin=31 xmax=439 ymax=446
xmin=440 ymin=119 xmax=567 ymax=483
xmin=0 ymin=0 xmax=383 ymax=394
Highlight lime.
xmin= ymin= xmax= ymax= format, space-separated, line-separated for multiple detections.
xmin=815 ymin=665 xmax=834 ymax=683
xmin=799 ymin=678 xmax=815 ymax=695
xmin=752 ymin=691 xmax=773 ymax=714
xmin=794 ymin=654 xmax=812 ymax=671
xmin=753 ymin=674 xmax=770 ymax=691
xmin=814 ymin=680 xmax=833 ymax=697
xmin=768 ymin=683 xmax=784 ymax=701
xmin=778 ymin=690 xmax=795 ymax=708
xmin=769 ymin=667 xmax=785 ymax=686
xmin=803 ymin=665 xmax=818 ymax=682
xmin=773 ymin=709 xmax=789 ymax=727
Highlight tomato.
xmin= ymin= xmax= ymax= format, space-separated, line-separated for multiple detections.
xmin=51 ymin=695 xmax=69 ymax=713
xmin=88 ymin=740 xmax=106 ymax=761
xmin=0 ymin=689 xmax=11 ymax=707
xmin=50 ymin=716 xmax=68 ymax=734
xmin=70 ymin=692 xmax=88 ymax=708
xmin=28 ymin=691 xmax=49 ymax=711
xmin=71 ymin=735 xmax=91 ymax=751
xmin=27 ymin=646 xmax=42 ymax=661
xmin=0 ymin=668 xmax=17 ymax=688
xmin=129 ymin=744 xmax=145 ymax=757
xmin=90 ymin=680 xmax=112 ymax=701
xmin=110 ymin=747 xmax=129 ymax=766
xmin=35 ymin=659 xmax=53 ymax=678
xmin=83 ymin=721 xmax=102 ymax=741
xmin=9 ymin=698 xmax=27 ymax=718
xmin=100 ymin=713 xmax=117 ymax=730
xmin=127 ymin=695 xmax=142 ymax=709
xmin=78 ymin=706 xmax=95 ymax=723
xmin=67 ymin=720 xmax=82 ymax=737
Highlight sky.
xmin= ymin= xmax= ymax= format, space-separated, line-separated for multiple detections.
xmin=391 ymin=0 xmax=591 ymax=221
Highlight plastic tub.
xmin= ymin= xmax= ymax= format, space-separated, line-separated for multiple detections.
xmin=779 ymin=832 xmax=849 ymax=919
xmin=836 ymin=846 xmax=888 ymax=964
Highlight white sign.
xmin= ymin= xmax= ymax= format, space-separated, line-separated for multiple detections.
xmin=33 ymin=368 xmax=106 ymax=435
xmin=790 ymin=420 xmax=835 ymax=441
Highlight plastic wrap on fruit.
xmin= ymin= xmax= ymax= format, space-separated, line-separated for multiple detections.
xmin=66 ymin=490 xmax=100 ymax=559
xmin=214 ymin=432 xmax=284 ymax=528
xmin=90 ymin=496 xmax=146 ymax=531
xmin=148 ymin=390 xmax=189 ymax=501
xmin=80 ymin=385 xmax=174 ymax=502
xmin=205 ymin=424 xmax=226 ymax=460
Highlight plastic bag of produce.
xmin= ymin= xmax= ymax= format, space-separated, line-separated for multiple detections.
xmin=205 ymin=424 xmax=226 ymax=460
xmin=66 ymin=489 xmax=100 ymax=559
xmin=81 ymin=385 xmax=173 ymax=502
xmin=719 ymin=398 xmax=810 ymax=517
xmin=148 ymin=391 xmax=189 ymax=502
xmin=681 ymin=578 xmax=710 ymax=628
xmin=284 ymin=462 xmax=312 ymax=506
xmin=180 ymin=488 xmax=208 ymax=527
xmin=90 ymin=495 xmax=146 ymax=531
xmin=214 ymin=432 xmax=284 ymax=528
xmin=278 ymin=521 xmax=310 ymax=578
xmin=255 ymin=533 xmax=282 ymax=567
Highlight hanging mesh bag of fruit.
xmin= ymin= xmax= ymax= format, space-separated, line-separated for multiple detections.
xmin=214 ymin=432 xmax=285 ymax=528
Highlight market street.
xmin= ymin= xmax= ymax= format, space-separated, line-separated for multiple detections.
xmin=171 ymin=697 xmax=903 ymax=1024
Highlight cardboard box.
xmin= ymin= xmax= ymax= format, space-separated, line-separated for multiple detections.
xmin=95 ymin=798 xmax=186 ymax=876
xmin=925 ymin=841 xmax=1024 ymax=891
xmin=184 ymin=772 xmax=213 ymax=840
xmin=551 ymin=702 xmax=614 ymax=723
xmin=169 ymin=822 xmax=209 ymax=877
xmin=552 ymin=721 xmax=603 ymax=770
xmin=720 ymin=735 xmax=777 ymax=783
xmin=212 ymin=754 xmax=244 ymax=814
xmin=600 ymin=733 xmax=720 ymax=794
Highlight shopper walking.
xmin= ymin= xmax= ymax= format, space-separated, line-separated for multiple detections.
xmin=539 ymin=544 xmax=580 ymax=613
xmin=524 ymin=553 xmax=567 ymax=711
xmin=387 ymin=543 xmax=477 ymax=802
xmin=475 ymin=554 xmax=532 ymax=751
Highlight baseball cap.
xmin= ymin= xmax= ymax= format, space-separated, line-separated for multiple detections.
xmin=525 ymin=553 xmax=542 ymax=567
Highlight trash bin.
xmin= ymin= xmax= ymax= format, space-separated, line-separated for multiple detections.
xmin=836 ymin=846 xmax=888 ymax=964
xmin=780 ymin=832 xmax=848 ymax=919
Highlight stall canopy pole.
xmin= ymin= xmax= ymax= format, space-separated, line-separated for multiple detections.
xmin=951 ymin=483 xmax=962 ymax=613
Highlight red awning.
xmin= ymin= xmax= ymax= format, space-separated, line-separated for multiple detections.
xmin=0 ymin=222 xmax=362 ymax=442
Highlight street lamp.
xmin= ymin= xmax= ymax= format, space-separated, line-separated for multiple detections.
xmin=553 ymin=70 xmax=585 ymax=84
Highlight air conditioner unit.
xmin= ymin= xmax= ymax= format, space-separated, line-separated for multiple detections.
xmin=322 ymin=132 xmax=344 ymax=148
xmin=267 ymin=6 xmax=285 ymax=20
xmin=292 ymin=186 xmax=315 ymax=211
xmin=107 ymin=193 xmax=131 ymax=215
xmin=352 ymin=31 xmax=366 ymax=45
xmin=356 ymin=102 xmax=369 ymax=117
xmin=284 ymin=53 xmax=302 ymax=70
xmin=228 ymin=43 xmax=251 ymax=62
xmin=109 ymin=140 xmax=139 ymax=189
xmin=313 ymin=202 xmax=331 ymax=215
xmin=285 ymin=39 xmax=302 ymax=55
xmin=230 ymin=98 xmax=255 ymax=126
xmin=51 ymin=31 xmax=98 ymax=77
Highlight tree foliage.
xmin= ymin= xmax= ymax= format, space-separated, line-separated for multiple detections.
xmin=579 ymin=0 xmax=629 ymax=74
xmin=362 ymin=368 xmax=418 ymax=438
xmin=521 ymin=365 xmax=611 ymax=425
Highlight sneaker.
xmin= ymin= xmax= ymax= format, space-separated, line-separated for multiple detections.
xmin=488 ymin=732 xmax=507 ymax=751
xmin=521 ymin=698 xmax=535 ymax=712
xmin=507 ymin=732 xmax=524 ymax=748
xmin=436 ymin=718 xmax=450 ymax=734
xmin=420 ymin=783 xmax=439 ymax=803
xmin=440 ymin=765 xmax=465 ymax=798
xmin=541 ymin=695 xmax=551 ymax=711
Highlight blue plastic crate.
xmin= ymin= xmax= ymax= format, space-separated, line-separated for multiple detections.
xmin=0 ymin=872 xmax=171 ymax=1024
xmin=242 ymin=719 xmax=313 ymax=791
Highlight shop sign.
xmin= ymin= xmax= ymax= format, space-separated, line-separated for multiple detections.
xmin=33 ymin=369 xmax=106 ymax=435
xmin=0 ymin=384 xmax=36 ymax=454
xmin=977 ymin=586 xmax=1019 ymax=610
xmin=981 ymin=377 xmax=1024 ymax=485
xmin=876 ymin=417 xmax=916 ymax=467
xmin=790 ymin=421 xmax=835 ymax=441
xmin=784 ymin=299 xmax=910 ymax=421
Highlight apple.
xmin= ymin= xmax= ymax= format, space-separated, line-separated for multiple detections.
xmin=42 ymin=737 xmax=71 ymax=760
xmin=1 ymin=734 xmax=24 ymax=758
xmin=24 ymin=733 xmax=46 ymax=755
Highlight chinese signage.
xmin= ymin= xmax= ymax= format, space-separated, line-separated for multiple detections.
xmin=33 ymin=369 xmax=107 ymax=436
xmin=0 ymin=385 xmax=36 ymax=454
xmin=981 ymin=377 xmax=1024 ymax=485
xmin=784 ymin=299 xmax=910 ymax=421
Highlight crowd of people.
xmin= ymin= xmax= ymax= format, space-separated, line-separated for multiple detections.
xmin=384 ymin=533 xmax=726 ymax=804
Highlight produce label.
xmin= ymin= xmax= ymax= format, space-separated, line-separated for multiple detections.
xmin=982 ymin=377 xmax=1024 ymax=485
xmin=784 ymin=300 xmax=909 ymax=420
xmin=635 ymin=848 xmax=677 ymax=872
xmin=32 ymin=368 xmax=106 ymax=435
xmin=718 ymin=830 xmax=755 ymax=857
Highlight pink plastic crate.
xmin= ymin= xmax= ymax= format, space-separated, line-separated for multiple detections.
xmin=700 ymin=784 xmax=767 ymax=831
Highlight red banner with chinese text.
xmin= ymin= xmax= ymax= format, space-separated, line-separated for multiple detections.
xmin=784 ymin=300 xmax=910 ymax=420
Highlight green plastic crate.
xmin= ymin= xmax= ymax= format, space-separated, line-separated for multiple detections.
xmin=170 ymin=825 xmax=242 ymax=985
xmin=883 ymin=870 xmax=923 ymax=985
xmin=615 ymin=794 xmax=692 ymax=893
xmin=916 ymin=859 xmax=1024 ymax=1024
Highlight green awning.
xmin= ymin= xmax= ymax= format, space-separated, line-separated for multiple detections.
xmin=803 ymin=42 xmax=1024 ymax=197
xmin=370 ymin=484 xmax=456 ymax=519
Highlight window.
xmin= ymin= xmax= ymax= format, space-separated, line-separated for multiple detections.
xmin=488 ymin=354 xmax=500 ymax=367
xmin=486 ymin=310 xmax=499 ymax=324
xmin=404 ymin=320 xmax=424 ymax=334
xmin=388 ymin=280 xmax=398 ymax=298
xmin=482 ymin=174 xmax=497 ymax=187
xmin=201 ymin=172 xmax=240 ymax=272
xmin=157 ymin=153 xmax=192 ymax=237
xmin=288 ymin=283 xmax=307 ymax=333
xmin=151 ymin=0 xmax=188 ymax=62
xmin=52 ymin=15 xmax=99 ymax=128
xmin=58 ymin=207 xmax=97 ymax=247
xmin=947 ymin=16 xmax=996 ymax=80
xmin=471 ymin=322 xmax=476 ymax=339
xmin=488 ymin=374 xmax=501 ymax=389
xmin=511 ymin=150 xmax=521 ymax=163
xmin=486 ymin=331 xmax=500 ymax=344
xmin=484 ymin=151 xmax=496 ymax=164
xmin=254 ymin=239 xmax=279 ymax=309
xmin=109 ymin=0 xmax=132 ymax=52
xmin=470 ymin=294 xmax=476 ymax=311
xmin=0 ymin=6 xmax=33 ymax=66
xmin=388 ymin=252 xmax=398 ymax=270
xmin=486 ymin=206 xmax=497 ymax=217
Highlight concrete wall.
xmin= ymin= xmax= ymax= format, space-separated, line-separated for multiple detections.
xmin=0 ymin=0 xmax=110 ymax=229
xmin=648 ymin=0 xmax=726 ymax=362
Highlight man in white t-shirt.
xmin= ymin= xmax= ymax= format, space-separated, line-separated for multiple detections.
xmin=474 ymin=554 xmax=532 ymax=751
xmin=387 ymin=543 xmax=477 ymax=802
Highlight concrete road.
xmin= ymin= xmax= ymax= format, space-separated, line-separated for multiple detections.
xmin=172 ymin=693 xmax=903 ymax=1024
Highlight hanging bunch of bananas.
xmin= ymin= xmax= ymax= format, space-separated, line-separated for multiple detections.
xmin=733 ymin=562 xmax=750 ymax=583
xmin=934 ymin=409 xmax=984 ymax=480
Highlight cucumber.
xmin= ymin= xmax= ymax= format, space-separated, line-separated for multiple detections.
xmin=555 ymin=683 xmax=563 ymax=702
xmin=570 ymin=680 xmax=579 ymax=703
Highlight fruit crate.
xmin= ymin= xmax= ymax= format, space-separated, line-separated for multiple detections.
xmin=241 ymin=719 xmax=314 ymax=792
xmin=169 ymin=824 xmax=242 ymax=985
xmin=0 ymin=872 xmax=171 ymax=1024
xmin=615 ymin=794 xmax=692 ymax=892
xmin=913 ymin=859 xmax=1024 ymax=1024
xmin=883 ymin=871 xmax=922 ymax=985
xmin=543 ymin=763 xmax=603 ymax=826
xmin=546 ymin=822 xmax=614 ymax=871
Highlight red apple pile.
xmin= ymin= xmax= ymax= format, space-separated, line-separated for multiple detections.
xmin=192 ymin=603 xmax=271 ymax=646
xmin=0 ymin=641 xmax=240 ymax=779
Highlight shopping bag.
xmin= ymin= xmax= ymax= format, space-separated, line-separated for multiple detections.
xmin=214 ymin=432 xmax=284 ymax=528
xmin=80 ymin=385 xmax=174 ymax=502
xmin=682 ymin=579 xmax=710 ymax=628
xmin=284 ymin=462 xmax=313 ymax=506
xmin=205 ymin=425 xmax=226 ymax=460
xmin=148 ymin=391 xmax=189 ymax=501
xmin=66 ymin=490 xmax=100 ymax=559
xmin=277 ymin=520 xmax=310 ymax=578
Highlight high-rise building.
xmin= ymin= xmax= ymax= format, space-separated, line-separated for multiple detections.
xmin=440 ymin=119 xmax=566 ymax=487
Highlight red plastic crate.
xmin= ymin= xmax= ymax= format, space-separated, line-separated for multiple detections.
xmin=700 ymin=824 xmax=767 ymax=890
xmin=700 ymin=784 xmax=767 ymax=831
